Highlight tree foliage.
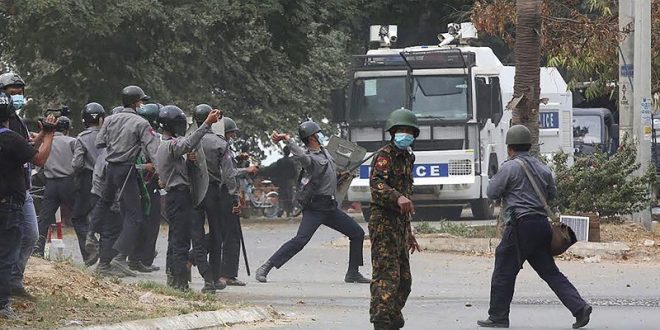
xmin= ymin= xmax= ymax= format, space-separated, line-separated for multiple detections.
xmin=471 ymin=0 xmax=660 ymax=100
xmin=552 ymin=137 xmax=656 ymax=218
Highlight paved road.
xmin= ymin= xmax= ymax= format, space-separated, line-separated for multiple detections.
xmin=59 ymin=220 xmax=660 ymax=329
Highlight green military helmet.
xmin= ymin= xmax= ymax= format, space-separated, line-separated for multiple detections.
xmin=385 ymin=107 xmax=420 ymax=137
xmin=138 ymin=103 xmax=161 ymax=129
xmin=505 ymin=125 xmax=532 ymax=145
xmin=193 ymin=104 xmax=212 ymax=126
xmin=121 ymin=85 xmax=150 ymax=107
xmin=223 ymin=117 xmax=239 ymax=134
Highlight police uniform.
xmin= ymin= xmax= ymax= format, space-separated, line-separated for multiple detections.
xmin=368 ymin=142 xmax=414 ymax=327
xmin=194 ymin=131 xmax=226 ymax=285
xmin=36 ymin=132 xmax=90 ymax=260
xmin=263 ymin=138 xmax=365 ymax=274
xmin=217 ymin=136 xmax=249 ymax=282
xmin=72 ymin=126 xmax=102 ymax=264
xmin=155 ymin=122 xmax=211 ymax=289
xmin=95 ymin=107 xmax=159 ymax=259
xmin=483 ymin=152 xmax=588 ymax=325
xmin=128 ymin=150 xmax=162 ymax=270
xmin=87 ymin=149 xmax=124 ymax=272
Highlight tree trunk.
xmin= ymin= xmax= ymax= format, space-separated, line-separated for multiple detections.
xmin=512 ymin=0 xmax=542 ymax=155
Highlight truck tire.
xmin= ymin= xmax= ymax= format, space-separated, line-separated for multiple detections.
xmin=470 ymin=198 xmax=494 ymax=220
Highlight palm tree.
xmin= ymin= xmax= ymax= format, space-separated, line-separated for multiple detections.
xmin=510 ymin=0 xmax=542 ymax=154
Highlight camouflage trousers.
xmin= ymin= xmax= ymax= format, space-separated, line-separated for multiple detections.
xmin=368 ymin=208 xmax=411 ymax=324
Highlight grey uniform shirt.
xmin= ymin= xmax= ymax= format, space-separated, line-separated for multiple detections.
xmin=285 ymin=138 xmax=336 ymax=196
xmin=43 ymin=133 xmax=76 ymax=179
xmin=91 ymin=149 xmax=108 ymax=196
xmin=155 ymin=123 xmax=211 ymax=191
xmin=487 ymin=152 xmax=556 ymax=218
xmin=72 ymin=127 xmax=102 ymax=172
xmin=201 ymin=132 xmax=225 ymax=183
xmin=220 ymin=137 xmax=249 ymax=197
xmin=95 ymin=107 xmax=159 ymax=164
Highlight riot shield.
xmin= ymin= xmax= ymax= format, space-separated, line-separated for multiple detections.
xmin=325 ymin=136 xmax=367 ymax=203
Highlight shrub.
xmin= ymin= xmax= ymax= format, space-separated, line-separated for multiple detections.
xmin=552 ymin=137 xmax=656 ymax=218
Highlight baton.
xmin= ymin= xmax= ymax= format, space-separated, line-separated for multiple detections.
xmin=237 ymin=216 xmax=250 ymax=276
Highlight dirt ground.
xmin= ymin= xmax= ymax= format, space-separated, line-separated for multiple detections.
xmin=1 ymin=258 xmax=237 ymax=329
xmin=599 ymin=222 xmax=660 ymax=262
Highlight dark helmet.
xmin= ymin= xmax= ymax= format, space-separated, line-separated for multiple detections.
xmin=157 ymin=105 xmax=187 ymax=137
xmin=0 ymin=92 xmax=15 ymax=122
xmin=121 ymin=85 xmax=150 ymax=107
xmin=138 ymin=103 xmax=161 ymax=129
xmin=82 ymin=102 xmax=106 ymax=127
xmin=506 ymin=125 xmax=532 ymax=145
xmin=56 ymin=116 xmax=71 ymax=132
xmin=298 ymin=121 xmax=321 ymax=140
xmin=193 ymin=104 xmax=213 ymax=125
xmin=385 ymin=108 xmax=420 ymax=137
xmin=0 ymin=72 xmax=26 ymax=90
xmin=223 ymin=117 xmax=239 ymax=134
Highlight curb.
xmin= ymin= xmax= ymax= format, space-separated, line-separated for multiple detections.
xmin=78 ymin=306 xmax=278 ymax=330
xmin=330 ymin=234 xmax=631 ymax=259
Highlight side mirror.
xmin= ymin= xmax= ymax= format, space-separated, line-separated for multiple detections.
xmin=331 ymin=88 xmax=346 ymax=123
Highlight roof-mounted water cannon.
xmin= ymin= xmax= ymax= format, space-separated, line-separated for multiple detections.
xmin=369 ymin=25 xmax=398 ymax=48
xmin=437 ymin=22 xmax=478 ymax=47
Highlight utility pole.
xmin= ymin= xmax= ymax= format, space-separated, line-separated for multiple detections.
xmin=632 ymin=0 xmax=653 ymax=230
xmin=618 ymin=0 xmax=634 ymax=142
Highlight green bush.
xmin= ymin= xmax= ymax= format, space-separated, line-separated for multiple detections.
xmin=552 ymin=137 xmax=656 ymax=218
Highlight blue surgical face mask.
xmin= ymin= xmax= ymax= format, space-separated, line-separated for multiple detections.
xmin=394 ymin=133 xmax=415 ymax=149
xmin=11 ymin=94 xmax=25 ymax=110
xmin=316 ymin=132 xmax=329 ymax=145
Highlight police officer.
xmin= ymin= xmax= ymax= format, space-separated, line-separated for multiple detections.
xmin=127 ymin=103 xmax=162 ymax=273
xmin=0 ymin=92 xmax=56 ymax=320
xmin=95 ymin=86 xmax=159 ymax=276
xmin=255 ymin=121 xmax=368 ymax=283
xmin=73 ymin=102 xmax=106 ymax=266
xmin=369 ymin=108 xmax=420 ymax=330
xmin=0 ymin=73 xmax=40 ymax=299
xmin=155 ymin=105 xmax=221 ymax=291
xmin=478 ymin=125 xmax=592 ymax=329
xmin=36 ymin=116 xmax=90 ymax=261
xmin=217 ymin=117 xmax=257 ymax=287
xmin=192 ymin=104 xmax=228 ymax=292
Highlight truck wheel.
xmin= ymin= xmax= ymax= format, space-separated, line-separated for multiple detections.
xmin=361 ymin=207 xmax=371 ymax=222
xmin=470 ymin=198 xmax=494 ymax=220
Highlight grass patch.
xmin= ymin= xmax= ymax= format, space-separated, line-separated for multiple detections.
xmin=136 ymin=281 xmax=217 ymax=302
xmin=414 ymin=221 xmax=497 ymax=238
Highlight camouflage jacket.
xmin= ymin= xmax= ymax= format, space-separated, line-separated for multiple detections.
xmin=369 ymin=142 xmax=415 ymax=213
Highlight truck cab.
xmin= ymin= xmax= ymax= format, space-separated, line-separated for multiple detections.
xmin=572 ymin=108 xmax=618 ymax=156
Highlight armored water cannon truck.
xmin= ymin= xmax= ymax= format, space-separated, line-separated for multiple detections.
xmin=331 ymin=23 xmax=574 ymax=220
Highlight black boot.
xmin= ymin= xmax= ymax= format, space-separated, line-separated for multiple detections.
xmin=572 ymin=304 xmax=592 ymax=329
xmin=477 ymin=318 xmax=509 ymax=328
xmin=373 ymin=321 xmax=391 ymax=330
xmin=391 ymin=313 xmax=404 ymax=329
xmin=345 ymin=269 xmax=370 ymax=283
xmin=255 ymin=261 xmax=274 ymax=283
xmin=213 ymin=279 xmax=227 ymax=290
xmin=110 ymin=254 xmax=137 ymax=276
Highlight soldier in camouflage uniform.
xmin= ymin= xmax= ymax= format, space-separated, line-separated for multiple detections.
xmin=369 ymin=108 xmax=421 ymax=330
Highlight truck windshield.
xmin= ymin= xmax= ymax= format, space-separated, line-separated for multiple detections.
xmin=573 ymin=115 xmax=602 ymax=144
xmin=350 ymin=76 xmax=406 ymax=122
xmin=412 ymin=75 xmax=469 ymax=120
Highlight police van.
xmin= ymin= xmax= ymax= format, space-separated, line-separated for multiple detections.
xmin=331 ymin=24 xmax=573 ymax=220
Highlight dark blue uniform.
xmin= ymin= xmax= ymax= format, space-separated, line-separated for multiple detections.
xmin=485 ymin=152 xmax=587 ymax=323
